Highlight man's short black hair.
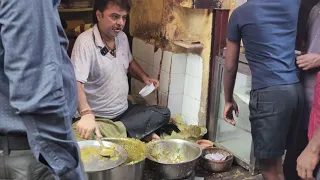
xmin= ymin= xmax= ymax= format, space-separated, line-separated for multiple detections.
xmin=93 ymin=0 xmax=131 ymax=24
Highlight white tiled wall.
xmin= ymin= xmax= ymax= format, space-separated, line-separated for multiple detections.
xmin=171 ymin=54 xmax=187 ymax=74
xmin=159 ymin=91 xmax=168 ymax=107
xmin=131 ymin=37 xmax=203 ymax=125
xmin=162 ymin=51 xmax=172 ymax=73
xmin=160 ymin=70 xmax=170 ymax=94
xmin=168 ymin=53 xmax=203 ymax=125
xmin=167 ymin=53 xmax=186 ymax=117
xmin=186 ymin=54 xmax=202 ymax=78
xmin=167 ymin=94 xmax=183 ymax=115
xmin=182 ymin=95 xmax=201 ymax=125
xmin=132 ymin=38 xmax=170 ymax=105
xmin=181 ymin=54 xmax=203 ymax=125
xmin=169 ymin=74 xmax=185 ymax=95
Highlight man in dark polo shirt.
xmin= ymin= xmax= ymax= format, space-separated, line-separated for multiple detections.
xmin=223 ymin=0 xmax=303 ymax=179
xmin=296 ymin=2 xmax=320 ymax=179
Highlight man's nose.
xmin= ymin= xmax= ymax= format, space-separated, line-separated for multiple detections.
xmin=117 ymin=18 xmax=125 ymax=26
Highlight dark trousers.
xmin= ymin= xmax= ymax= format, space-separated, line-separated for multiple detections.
xmin=0 ymin=135 xmax=55 ymax=180
xmin=113 ymin=102 xmax=171 ymax=139
xmin=249 ymin=83 xmax=304 ymax=159
xmin=0 ymin=150 xmax=55 ymax=180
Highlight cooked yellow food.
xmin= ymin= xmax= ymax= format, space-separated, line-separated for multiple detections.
xmin=100 ymin=148 xmax=115 ymax=157
xmin=150 ymin=148 xmax=184 ymax=163
xmin=107 ymin=138 xmax=146 ymax=165
xmin=80 ymin=146 xmax=118 ymax=163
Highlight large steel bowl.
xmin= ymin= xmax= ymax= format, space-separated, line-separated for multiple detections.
xmin=146 ymin=139 xmax=202 ymax=179
xmin=84 ymin=138 xmax=146 ymax=180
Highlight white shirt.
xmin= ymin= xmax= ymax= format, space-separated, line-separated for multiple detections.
xmin=71 ymin=24 xmax=133 ymax=119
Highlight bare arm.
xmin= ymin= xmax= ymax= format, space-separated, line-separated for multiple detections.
xmin=309 ymin=127 xmax=320 ymax=154
xmin=224 ymin=40 xmax=240 ymax=103
xmin=297 ymin=126 xmax=320 ymax=179
xmin=77 ymin=82 xmax=91 ymax=113
xmin=223 ymin=40 xmax=240 ymax=125
xmin=75 ymin=81 xmax=99 ymax=139
xmin=128 ymin=59 xmax=149 ymax=83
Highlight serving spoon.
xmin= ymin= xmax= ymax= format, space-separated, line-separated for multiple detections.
xmin=97 ymin=138 xmax=114 ymax=157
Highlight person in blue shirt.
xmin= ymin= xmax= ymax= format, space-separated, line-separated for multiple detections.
xmin=0 ymin=0 xmax=86 ymax=179
xmin=223 ymin=0 xmax=303 ymax=179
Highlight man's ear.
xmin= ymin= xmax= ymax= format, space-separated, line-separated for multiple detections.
xmin=96 ymin=10 xmax=103 ymax=22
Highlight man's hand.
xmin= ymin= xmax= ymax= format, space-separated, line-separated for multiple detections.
xmin=76 ymin=114 xmax=97 ymax=139
xmin=297 ymin=53 xmax=320 ymax=70
xmin=95 ymin=125 xmax=103 ymax=139
xmin=223 ymin=101 xmax=239 ymax=125
xmin=297 ymin=143 xmax=320 ymax=180
xmin=143 ymin=77 xmax=159 ymax=89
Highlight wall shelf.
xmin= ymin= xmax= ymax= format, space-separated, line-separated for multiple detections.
xmin=170 ymin=0 xmax=224 ymax=9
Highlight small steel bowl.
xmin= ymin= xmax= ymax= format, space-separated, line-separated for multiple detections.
xmin=199 ymin=147 xmax=234 ymax=173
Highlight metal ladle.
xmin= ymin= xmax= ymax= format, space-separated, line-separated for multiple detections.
xmin=97 ymin=138 xmax=115 ymax=157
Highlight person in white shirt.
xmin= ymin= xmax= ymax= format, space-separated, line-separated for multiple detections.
xmin=72 ymin=0 xmax=170 ymax=141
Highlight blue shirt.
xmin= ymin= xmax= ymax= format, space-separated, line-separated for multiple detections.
xmin=0 ymin=0 xmax=85 ymax=179
xmin=227 ymin=0 xmax=300 ymax=90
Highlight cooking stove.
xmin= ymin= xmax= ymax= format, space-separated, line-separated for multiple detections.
xmin=144 ymin=170 xmax=195 ymax=180
xmin=177 ymin=171 xmax=195 ymax=180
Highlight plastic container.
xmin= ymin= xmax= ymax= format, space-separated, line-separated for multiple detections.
xmin=139 ymin=83 xmax=155 ymax=97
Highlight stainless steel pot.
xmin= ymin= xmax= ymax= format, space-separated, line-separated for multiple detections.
xmin=146 ymin=139 xmax=202 ymax=179
xmin=78 ymin=140 xmax=128 ymax=173
xmin=80 ymin=138 xmax=146 ymax=180
xmin=86 ymin=160 xmax=145 ymax=180
xmin=90 ymin=138 xmax=145 ymax=180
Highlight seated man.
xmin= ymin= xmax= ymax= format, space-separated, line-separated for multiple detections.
xmin=71 ymin=0 xmax=170 ymax=141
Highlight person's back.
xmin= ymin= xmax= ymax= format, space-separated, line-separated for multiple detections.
xmin=0 ymin=0 xmax=85 ymax=179
xmin=224 ymin=0 xmax=303 ymax=179
xmin=228 ymin=0 xmax=300 ymax=89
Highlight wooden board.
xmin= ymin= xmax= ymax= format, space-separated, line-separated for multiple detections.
xmin=58 ymin=8 xmax=93 ymax=12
